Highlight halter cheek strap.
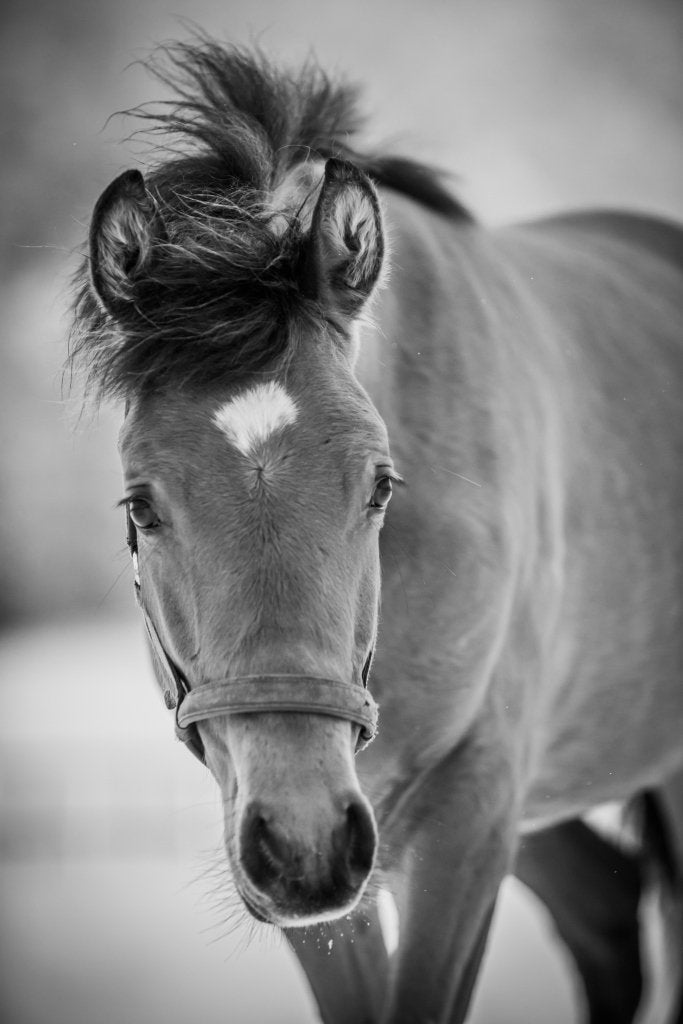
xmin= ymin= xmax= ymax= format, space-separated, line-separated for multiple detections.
xmin=125 ymin=508 xmax=379 ymax=763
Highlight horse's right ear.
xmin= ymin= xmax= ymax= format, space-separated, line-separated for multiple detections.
xmin=89 ymin=169 xmax=167 ymax=318
xmin=303 ymin=158 xmax=384 ymax=324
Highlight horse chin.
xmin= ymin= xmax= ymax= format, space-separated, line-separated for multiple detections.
xmin=235 ymin=869 xmax=369 ymax=929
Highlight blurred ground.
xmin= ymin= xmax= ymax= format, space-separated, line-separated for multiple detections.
xmin=1 ymin=0 xmax=682 ymax=1021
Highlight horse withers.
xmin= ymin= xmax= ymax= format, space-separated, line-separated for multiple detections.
xmin=71 ymin=41 xmax=683 ymax=1024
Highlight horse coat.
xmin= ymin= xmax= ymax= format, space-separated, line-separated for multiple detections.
xmin=71 ymin=42 xmax=683 ymax=1024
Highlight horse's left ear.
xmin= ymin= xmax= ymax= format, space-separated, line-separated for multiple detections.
xmin=89 ymin=169 xmax=167 ymax=319
xmin=304 ymin=158 xmax=384 ymax=323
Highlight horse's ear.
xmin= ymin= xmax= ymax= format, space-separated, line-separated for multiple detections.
xmin=89 ymin=169 xmax=167 ymax=318
xmin=304 ymin=158 xmax=384 ymax=323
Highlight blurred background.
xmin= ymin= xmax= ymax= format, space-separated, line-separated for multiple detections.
xmin=1 ymin=0 xmax=681 ymax=1021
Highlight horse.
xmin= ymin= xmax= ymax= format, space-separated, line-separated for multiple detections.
xmin=70 ymin=40 xmax=683 ymax=1024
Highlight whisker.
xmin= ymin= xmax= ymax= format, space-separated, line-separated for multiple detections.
xmin=428 ymin=463 xmax=482 ymax=487
xmin=96 ymin=559 xmax=132 ymax=607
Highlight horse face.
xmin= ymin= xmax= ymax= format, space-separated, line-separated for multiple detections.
xmin=88 ymin=150 xmax=389 ymax=924
xmin=119 ymin=343 xmax=393 ymax=924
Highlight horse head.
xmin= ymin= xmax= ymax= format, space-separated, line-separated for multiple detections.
xmin=87 ymin=156 xmax=393 ymax=926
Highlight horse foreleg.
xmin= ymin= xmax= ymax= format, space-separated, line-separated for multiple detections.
xmin=515 ymin=818 xmax=643 ymax=1024
xmin=649 ymin=775 xmax=683 ymax=1024
xmin=378 ymin=735 xmax=518 ymax=1024
xmin=284 ymin=898 xmax=389 ymax=1024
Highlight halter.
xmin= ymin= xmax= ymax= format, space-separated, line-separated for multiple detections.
xmin=125 ymin=507 xmax=379 ymax=763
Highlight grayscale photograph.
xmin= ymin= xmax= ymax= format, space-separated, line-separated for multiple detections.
xmin=1 ymin=1 xmax=682 ymax=1022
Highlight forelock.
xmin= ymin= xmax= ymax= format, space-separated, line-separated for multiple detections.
xmin=68 ymin=39 xmax=469 ymax=402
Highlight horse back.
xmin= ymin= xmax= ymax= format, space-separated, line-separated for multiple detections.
xmin=520 ymin=208 xmax=683 ymax=270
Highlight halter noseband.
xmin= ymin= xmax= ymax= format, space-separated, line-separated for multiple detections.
xmin=126 ymin=507 xmax=379 ymax=763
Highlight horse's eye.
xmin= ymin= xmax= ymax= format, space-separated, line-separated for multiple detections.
xmin=369 ymin=476 xmax=393 ymax=510
xmin=127 ymin=497 xmax=159 ymax=530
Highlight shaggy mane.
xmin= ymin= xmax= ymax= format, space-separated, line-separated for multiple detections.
xmin=69 ymin=40 xmax=471 ymax=399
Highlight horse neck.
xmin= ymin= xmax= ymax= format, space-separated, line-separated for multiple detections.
xmin=356 ymin=195 xmax=523 ymax=495
xmin=355 ymin=193 xmax=562 ymax=607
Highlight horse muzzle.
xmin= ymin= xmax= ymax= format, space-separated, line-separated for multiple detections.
xmin=235 ymin=788 xmax=378 ymax=926
xmin=136 ymin=578 xmax=380 ymax=924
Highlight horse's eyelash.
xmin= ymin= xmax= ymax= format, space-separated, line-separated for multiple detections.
xmin=116 ymin=495 xmax=150 ymax=508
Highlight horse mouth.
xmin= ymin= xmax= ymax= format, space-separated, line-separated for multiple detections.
xmin=236 ymin=877 xmax=369 ymax=928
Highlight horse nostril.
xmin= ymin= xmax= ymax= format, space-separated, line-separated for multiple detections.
xmin=241 ymin=803 xmax=289 ymax=889
xmin=341 ymin=798 xmax=377 ymax=879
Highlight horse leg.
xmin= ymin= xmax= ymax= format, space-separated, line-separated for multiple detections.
xmin=378 ymin=729 xmax=518 ymax=1024
xmin=648 ymin=774 xmax=683 ymax=1023
xmin=284 ymin=898 xmax=389 ymax=1024
xmin=514 ymin=818 xmax=643 ymax=1024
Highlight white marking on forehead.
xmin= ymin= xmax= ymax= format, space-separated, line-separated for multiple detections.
xmin=212 ymin=382 xmax=298 ymax=457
